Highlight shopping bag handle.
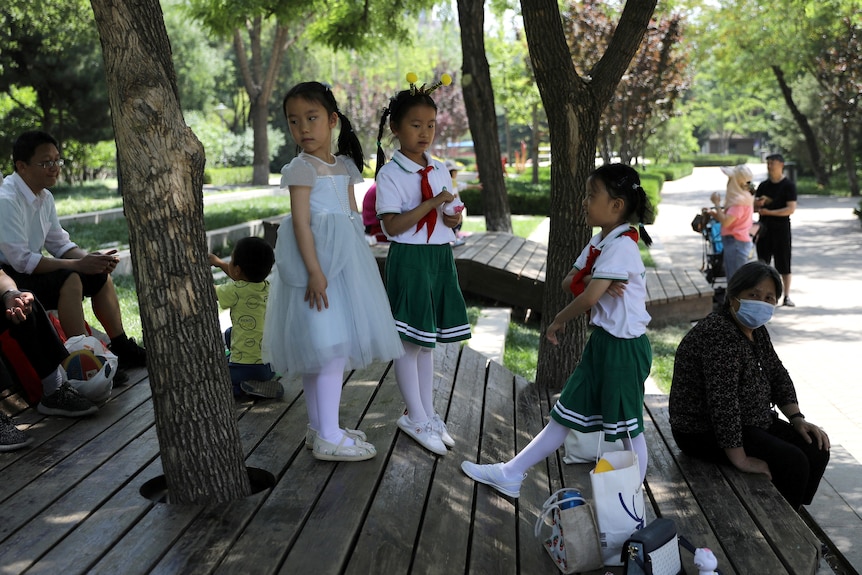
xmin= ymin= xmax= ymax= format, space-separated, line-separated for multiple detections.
xmin=534 ymin=488 xmax=587 ymax=538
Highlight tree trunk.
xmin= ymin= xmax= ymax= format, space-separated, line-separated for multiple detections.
xmin=771 ymin=65 xmax=829 ymax=187
xmin=233 ymin=21 xmax=294 ymax=186
xmin=531 ymin=103 xmax=541 ymax=185
xmin=522 ymin=0 xmax=656 ymax=390
xmin=90 ymin=0 xmax=251 ymax=504
xmin=842 ymin=116 xmax=860 ymax=197
xmin=250 ymin=97 xmax=271 ymax=185
xmin=457 ymin=0 xmax=512 ymax=233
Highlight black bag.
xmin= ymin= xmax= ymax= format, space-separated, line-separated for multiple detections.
xmin=621 ymin=518 xmax=683 ymax=575
xmin=691 ymin=212 xmax=709 ymax=233
xmin=622 ymin=518 xmax=723 ymax=575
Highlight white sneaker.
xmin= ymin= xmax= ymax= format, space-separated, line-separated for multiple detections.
xmin=397 ymin=414 xmax=447 ymax=455
xmin=305 ymin=425 xmax=367 ymax=450
xmin=431 ymin=413 xmax=455 ymax=447
xmin=461 ymin=461 xmax=524 ymax=498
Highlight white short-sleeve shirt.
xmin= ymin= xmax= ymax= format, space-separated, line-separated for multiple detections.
xmin=375 ymin=151 xmax=456 ymax=245
xmin=573 ymin=223 xmax=651 ymax=338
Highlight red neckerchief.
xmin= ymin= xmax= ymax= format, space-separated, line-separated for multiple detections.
xmin=415 ymin=165 xmax=436 ymax=240
xmin=570 ymin=227 xmax=639 ymax=296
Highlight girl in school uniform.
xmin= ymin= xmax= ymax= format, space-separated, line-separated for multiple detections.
xmin=462 ymin=163 xmax=654 ymax=496
xmin=374 ymin=73 xmax=469 ymax=456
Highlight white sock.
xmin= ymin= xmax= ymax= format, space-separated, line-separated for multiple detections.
xmin=41 ymin=367 xmax=64 ymax=395
xmin=302 ymin=375 xmax=320 ymax=433
xmin=416 ymin=345 xmax=436 ymax=420
xmin=305 ymin=357 xmax=351 ymax=445
xmin=502 ymin=419 xmax=570 ymax=479
xmin=394 ymin=342 xmax=428 ymax=423
xmin=622 ymin=433 xmax=648 ymax=484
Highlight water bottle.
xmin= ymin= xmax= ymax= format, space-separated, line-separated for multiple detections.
xmin=558 ymin=489 xmax=584 ymax=510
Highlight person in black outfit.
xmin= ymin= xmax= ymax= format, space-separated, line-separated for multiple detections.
xmin=669 ymin=262 xmax=829 ymax=510
xmin=754 ymin=153 xmax=797 ymax=307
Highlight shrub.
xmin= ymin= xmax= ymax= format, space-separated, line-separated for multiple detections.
xmin=681 ymin=154 xmax=758 ymax=167
xmin=640 ymin=162 xmax=694 ymax=181
xmin=205 ymin=166 xmax=255 ymax=186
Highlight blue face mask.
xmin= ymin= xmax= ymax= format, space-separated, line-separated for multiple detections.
xmin=734 ymin=298 xmax=774 ymax=329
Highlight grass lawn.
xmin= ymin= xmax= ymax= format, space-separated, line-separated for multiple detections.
xmin=459 ymin=215 xmax=546 ymax=238
xmin=64 ymin=196 xmax=292 ymax=253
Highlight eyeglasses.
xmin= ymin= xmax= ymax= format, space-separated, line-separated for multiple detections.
xmin=33 ymin=159 xmax=65 ymax=169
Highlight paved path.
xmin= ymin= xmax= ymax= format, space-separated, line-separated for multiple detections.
xmin=653 ymin=166 xmax=862 ymax=570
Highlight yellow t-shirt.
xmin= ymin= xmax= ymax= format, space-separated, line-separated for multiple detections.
xmin=215 ymin=280 xmax=269 ymax=365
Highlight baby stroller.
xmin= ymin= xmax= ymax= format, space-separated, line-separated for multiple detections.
xmin=691 ymin=210 xmax=725 ymax=285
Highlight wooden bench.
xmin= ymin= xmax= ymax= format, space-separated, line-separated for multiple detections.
xmin=0 ymin=343 xmax=822 ymax=574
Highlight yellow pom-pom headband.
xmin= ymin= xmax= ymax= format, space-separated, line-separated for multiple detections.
xmin=407 ymin=72 xmax=452 ymax=96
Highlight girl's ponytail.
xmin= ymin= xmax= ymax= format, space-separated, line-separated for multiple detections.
xmin=374 ymin=102 xmax=392 ymax=178
xmin=335 ymin=111 xmax=364 ymax=172
xmin=635 ymin=185 xmax=654 ymax=246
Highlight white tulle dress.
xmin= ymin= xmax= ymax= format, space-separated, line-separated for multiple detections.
xmin=262 ymin=153 xmax=404 ymax=375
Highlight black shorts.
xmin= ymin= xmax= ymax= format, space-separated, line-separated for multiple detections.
xmin=755 ymin=220 xmax=791 ymax=275
xmin=1 ymin=266 xmax=109 ymax=310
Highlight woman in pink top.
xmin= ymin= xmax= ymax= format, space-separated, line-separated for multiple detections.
xmin=710 ymin=165 xmax=755 ymax=281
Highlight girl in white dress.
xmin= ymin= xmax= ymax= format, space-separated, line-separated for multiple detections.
xmin=264 ymin=82 xmax=403 ymax=462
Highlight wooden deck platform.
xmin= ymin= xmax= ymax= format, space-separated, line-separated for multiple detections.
xmin=0 ymin=344 xmax=820 ymax=574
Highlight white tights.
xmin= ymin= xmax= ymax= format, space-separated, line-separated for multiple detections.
xmin=302 ymin=357 xmax=350 ymax=445
xmin=393 ymin=341 xmax=435 ymax=423
xmin=501 ymin=420 xmax=649 ymax=484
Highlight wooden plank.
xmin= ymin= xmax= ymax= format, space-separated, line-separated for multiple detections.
xmin=486 ymin=235 xmax=526 ymax=271
xmin=684 ymin=268 xmax=715 ymax=298
xmin=645 ymin=395 xmax=792 ymax=575
xmin=720 ymin=466 xmax=820 ymax=574
xmin=504 ymin=237 xmax=540 ymax=277
xmin=641 ymin=397 xmax=737 ymax=574
xmin=512 ymin=372 xmax=561 ymax=572
xmin=277 ymin=356 xmax=437 ymax=574
xmin=0 ymin=405 xmax=159 ymax=573
xmin=655 ymin=269 xmax=684 ymax=303
xmin=671 ymin=269 xmax=703 ymax=301
xmin=454 ymin=232 xmax=495 ymax=262
xmin=645 ymin=268 xmax=668 ymax=305
xmin=471 ymin=232 xmax=518 ymax=267
xmin=413 ymin=345 xmax=490 ymax=574
xmin=467 ymin=350 xmax=519 ymax=574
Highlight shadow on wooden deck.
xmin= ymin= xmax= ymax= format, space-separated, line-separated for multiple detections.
xmin=0 ymin=341 xmax=820 ymax=574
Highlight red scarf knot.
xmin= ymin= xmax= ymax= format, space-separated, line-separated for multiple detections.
xmin=415 ymin=165 xmax=437 ymax=240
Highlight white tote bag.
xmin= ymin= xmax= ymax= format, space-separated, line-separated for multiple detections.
xmin=562 ymin=430 xmax=625 ymax=464
xmin=589 ymin=450 xmax=645 ymax=566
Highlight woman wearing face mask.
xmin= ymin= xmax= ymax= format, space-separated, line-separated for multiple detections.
xmin=668 ymin=261 xmax=830 ymax=510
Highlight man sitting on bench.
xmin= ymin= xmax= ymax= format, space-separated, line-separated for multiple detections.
xmin=0 ymin=131 xmax=146 ymax=371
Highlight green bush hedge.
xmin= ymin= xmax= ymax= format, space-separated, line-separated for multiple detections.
xmin=204 ymin=166 xmax=255 ymax=186
xmin=640 ymin=162 xmax=694 ymax=181
xmin=459 ymin=172 xmax=663 ymax=218
xmin=681 ymin=154 xmax=758 ymax=167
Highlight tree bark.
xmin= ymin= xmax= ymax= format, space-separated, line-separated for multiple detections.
xmin=522 ymin=0 xmax=656 ymax=390
xmin=90 ymin=0 xmax=251 ymax=504
xmin=842 ymin=116 xmax=860 ymax=197
xmin=457 ymin=0 xmax=512 ymax=233
xmin=771 ymin=65 xmax=829 ymax=187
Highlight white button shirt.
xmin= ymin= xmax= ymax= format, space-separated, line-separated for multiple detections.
xmin=0 ymin=172 xmax=77 ymax=274
xmin=376 ymin=150 xmax=456 ymax=245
